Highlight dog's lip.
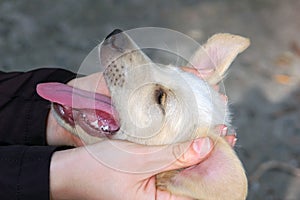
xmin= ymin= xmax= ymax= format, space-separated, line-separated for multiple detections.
xmin=37 ymin=82 xmax=120 ymax=136
xmin=53 ymin=103 xmax=119 ymax=136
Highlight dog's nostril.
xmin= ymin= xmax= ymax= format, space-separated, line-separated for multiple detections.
xmin=105 ymin=29 xmax=123 ymax=40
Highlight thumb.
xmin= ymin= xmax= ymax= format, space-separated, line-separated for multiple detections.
xmin=85 ymin=137 xmax=213 ymax=175
xmin=156 ymin=137 xmax=213 ymax=173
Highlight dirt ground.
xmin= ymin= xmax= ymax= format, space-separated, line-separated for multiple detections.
xmin=1 ymin=0 xmax=300 ymax=199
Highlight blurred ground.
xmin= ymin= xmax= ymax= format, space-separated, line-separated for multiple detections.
xmin=0 ymin=0 xmax=300 ymax=199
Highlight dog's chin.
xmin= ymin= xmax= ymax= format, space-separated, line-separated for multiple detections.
xmin=52 ymin=103 xmax=119 ymax=138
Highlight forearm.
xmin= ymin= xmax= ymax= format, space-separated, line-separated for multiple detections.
xmin=0 ymin=68 xmax=77 ymax=146
xmin=0 ymin=145 xmax=59 ymax=200
xmin=0 ymin=68 xmax=78 ymax=199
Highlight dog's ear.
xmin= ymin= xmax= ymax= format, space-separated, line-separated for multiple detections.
xmin=189 ymin=33 xmax=250 ymax=85
xmin=99 ymin=29 xmax=152 ymax=69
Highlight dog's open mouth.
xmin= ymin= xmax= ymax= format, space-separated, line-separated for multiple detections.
xmin=37 ymin=82 xmax=120 ymax=137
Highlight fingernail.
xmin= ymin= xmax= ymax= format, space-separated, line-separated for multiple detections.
xmin=232 ymin=130 xmax=237 ymax=137
xmin=225 ymin=135 xmax=237 ymax=147
xmin=220 ymin=125 xmax=228 ymax=136
xmin=223 ymin=95 xmax=228 ymax=104
xmin=227 ymin=127 xmax=237 ymax=137
xmin=193 ymin=137 xmax=211 ymax=157
xmin=232 ymin=138 xmax=237 ymax=147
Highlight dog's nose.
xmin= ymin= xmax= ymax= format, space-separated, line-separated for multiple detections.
xmin=105 ymin=29 xmax=123 ymax=40
xmin=103 ymin=29 xmax=125 ymax=51
xmin=102 ymin=29 xmax=135 ymax=53
xmin=100 ymin=28 xmax=151 ymax=71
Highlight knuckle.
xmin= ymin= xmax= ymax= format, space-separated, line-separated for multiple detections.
xmin=172 ymin=143 xmax=192 ymax=165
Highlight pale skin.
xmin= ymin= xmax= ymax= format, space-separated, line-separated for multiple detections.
xmin=48 ymin=68 xmax=234 ymax=200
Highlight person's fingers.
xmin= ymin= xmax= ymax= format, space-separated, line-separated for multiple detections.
xmin=85 ymin=137 xmax=213 ymax=175
xmin=181 ymin=66 xmax=216 ymax=81
xmin=181 ymin=66 xmax=229 ymax=103
xmin=215 ymin=124 xmax=228 ymax=137
xmin=140 ymin=137 xmax=213 ymax=173
xmin=219 ymin=93 xmax=228 ymax=104
xmin=181 ymin=66 xmax=203 ymax=79
xmin=225 ymin=135 xmax=237 ymax=147
xmin=213 ymin=84 xmax=220 ymax=91
xmin=162 ymin=137 xmax=213 ymax=172
xmin=214 ymin=124 xmax=237 ymax=147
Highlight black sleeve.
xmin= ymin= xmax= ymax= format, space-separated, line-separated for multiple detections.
xmin=0 ymin=68 xmax=77 ymax=200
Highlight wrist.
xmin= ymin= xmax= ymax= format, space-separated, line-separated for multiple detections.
xmin=50 ymin=150 xmax=68 ymax=200
xmin=50 ymin=148 xmax=82 ymax=200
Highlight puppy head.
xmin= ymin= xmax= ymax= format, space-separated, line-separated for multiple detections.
xmin=99 ymin=30 xmax=249 ymax=145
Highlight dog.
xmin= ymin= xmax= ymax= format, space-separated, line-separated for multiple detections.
xmin=38 ymin=29 xmax=250 ymax=199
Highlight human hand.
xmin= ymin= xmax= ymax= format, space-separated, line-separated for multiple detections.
xmin=50 ymin=137 xmax=213 ymax=200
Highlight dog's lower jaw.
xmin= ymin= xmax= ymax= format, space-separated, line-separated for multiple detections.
xmin=51 ymin=105 xmax=105 ymax=146
xmin=156 ymin=134 xmax=248 ymax=200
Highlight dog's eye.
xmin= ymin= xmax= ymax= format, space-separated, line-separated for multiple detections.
xmin=155 ymin=88 xmax=167 ymax=106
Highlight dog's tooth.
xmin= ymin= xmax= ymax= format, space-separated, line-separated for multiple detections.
xmin=58 ymin=106 xmax=65 ymax=115
xmin=91 ymin=120 xmax=99 ymax=129
xmin=100 ymin=125 xmax=109 ymax=132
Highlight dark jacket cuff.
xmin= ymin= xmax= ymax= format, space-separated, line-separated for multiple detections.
xmin=0 ymin=145 xmax=67 ymax=200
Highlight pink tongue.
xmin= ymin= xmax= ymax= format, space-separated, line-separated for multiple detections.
xmin=36 ymin=82 xmax=118 ymax=119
